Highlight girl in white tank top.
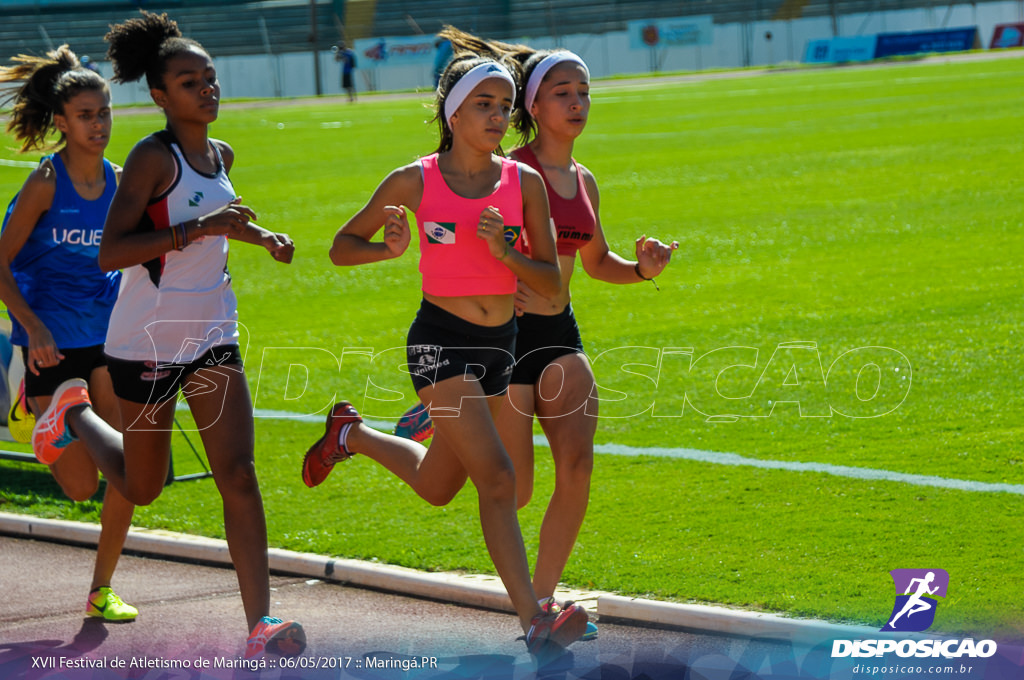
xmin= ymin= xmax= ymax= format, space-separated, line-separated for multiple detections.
xmin=31 ymin=12 xmax=305 ymax=660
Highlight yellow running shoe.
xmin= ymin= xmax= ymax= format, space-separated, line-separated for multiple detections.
xmin=86 ymin=586 xmax=138 ymax=622
xmin=7 ymin=378 xmax=34 ymax=443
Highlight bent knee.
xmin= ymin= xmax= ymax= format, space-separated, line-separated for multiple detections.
xmin=126 ymin=485 xmax=162 ymax=507
xmin=122 ymin=474 xmax=169 ymax=506
xmin=423 ymin=486 xmax=459 ymax=507
xmin=58 ymin=479 xmax=101 ymax=502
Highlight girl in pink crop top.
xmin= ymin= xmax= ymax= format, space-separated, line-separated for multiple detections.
xmin=308 ymin=51 xmax=595 ymax=652
xmin=389 ymin=32 xmax=679 ymax=646
xmin=416 ymin=151 xmax=524 ymax=296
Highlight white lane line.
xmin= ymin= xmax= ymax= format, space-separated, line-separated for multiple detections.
xmin=590 ymin=442 xmax=1024 ymax=496
xmin=239 ymin=407 xmax=1020 ymax=496
xmin=0 ymin=158 xmax=39 ymax=168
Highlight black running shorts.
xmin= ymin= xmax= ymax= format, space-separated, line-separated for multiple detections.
xmin=406 ymin=299 xmax=517 ymax=396
xmin=21 ymin=344 xmax=107 ymax=398
xmin=509 ymin=305 xmax=585 ymax=385
xmin=105 ymin=344 xmax=243 ymax=405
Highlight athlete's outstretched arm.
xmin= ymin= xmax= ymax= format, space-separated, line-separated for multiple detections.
xmin=576 ymin=165 xmax=677 ymax=284
xmin=329 ymin=164 xmax=423 ymax=267
xmin=0 ymin=163 xmax=62 ymax=373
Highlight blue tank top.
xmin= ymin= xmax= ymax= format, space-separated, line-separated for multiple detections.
xmin=3 ymin=153 xmax=121 ymax=348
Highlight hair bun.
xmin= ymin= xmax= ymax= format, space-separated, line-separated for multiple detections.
xmin=105 ymin=10 xmax=182 ymax=84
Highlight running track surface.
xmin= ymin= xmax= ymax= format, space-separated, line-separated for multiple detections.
xmin=0 ymin=535 xmax=799 ymax=680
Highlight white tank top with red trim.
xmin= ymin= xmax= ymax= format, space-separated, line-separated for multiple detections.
xmin=105 ymin=130 xmax=240 ymax=363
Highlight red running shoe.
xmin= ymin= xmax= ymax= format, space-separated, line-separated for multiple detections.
xmin=541 ymin=597 xmax=598 ymax=641
xmin=32 ymin=378 xmax=90 ymax=465
xmin=525 ymin=601 xmax=589 ymax=655
xmin=302 ymin=401 xmax=362 ymax=488
xmin=394 ymin=401 xmax=434 ymax=442
xmin=245 ymin=616 xmax=306 ymax=659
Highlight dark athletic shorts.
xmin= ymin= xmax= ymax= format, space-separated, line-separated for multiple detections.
xmin=105 ymin=344 xmax=243 ymax=405
xmin=509 ymin=305 xmax=585 ymax=385
xmin=20 ymin=344 xmax=106 ymax=398
xmin=406 ymin=299 xmax=517 ymax=396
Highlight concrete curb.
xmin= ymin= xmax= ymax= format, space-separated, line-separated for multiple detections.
xmin=0 ymin=511 xmax=878 ymax=644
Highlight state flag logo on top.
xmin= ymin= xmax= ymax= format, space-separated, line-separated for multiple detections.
xmin=424 ymin=222 xmax=456 ymax=244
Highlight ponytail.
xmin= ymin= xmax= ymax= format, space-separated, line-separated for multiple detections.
xmin=431 ymin=26 xmax=526 ymax=154
xmin=0 ymin=44 xmax=108 ymax=153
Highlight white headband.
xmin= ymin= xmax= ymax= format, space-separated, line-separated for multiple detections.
xmin=443 ymin=62 xmax=516 ymax=126
xmin=525 ymin=52 xmax=590 ymax=112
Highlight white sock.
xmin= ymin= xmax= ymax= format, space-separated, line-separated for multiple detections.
xmin=338 ymin=422 xmax=355 ymax=453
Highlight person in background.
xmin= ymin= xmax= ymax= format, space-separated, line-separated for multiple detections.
xmin=432 ymin=37 xmax=453 ymax=89
xmin=334 ymin=42 xmax=357 ymax=102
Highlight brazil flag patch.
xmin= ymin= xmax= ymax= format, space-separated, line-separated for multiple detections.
xmin=503 ymin=225 xmax=522 ymax=246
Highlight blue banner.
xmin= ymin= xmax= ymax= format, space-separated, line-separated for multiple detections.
xmin=354 ymin=35 xmax=437 ymax=66
xmin=873 ymin=27 xmax=979 ymax=59
xmin=628 ymin=15 xmax=713 ymax=49
xmin=804 ymin=36 xmax=877 ymax=64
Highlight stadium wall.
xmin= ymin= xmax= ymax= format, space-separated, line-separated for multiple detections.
xmin=99 ymin=0 xmax=1022 ymax=103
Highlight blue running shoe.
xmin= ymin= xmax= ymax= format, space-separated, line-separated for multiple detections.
xmin=394 ymin=402 xmax=433 ymax=442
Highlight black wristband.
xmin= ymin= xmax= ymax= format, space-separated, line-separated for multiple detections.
xmin=635 ymin=262 xmax=660 ymax=291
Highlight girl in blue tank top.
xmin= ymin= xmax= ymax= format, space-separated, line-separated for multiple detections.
xmin=5 ymin=152 xmax=119 ymax=348
xmin=0 ymin=45 xmax=138 ymax=621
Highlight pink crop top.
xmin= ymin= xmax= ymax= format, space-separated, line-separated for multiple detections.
xmin=511 ymin=145 xmax=596 ymax=257
xmin=416 ymin=153 xmax=524 ymax=296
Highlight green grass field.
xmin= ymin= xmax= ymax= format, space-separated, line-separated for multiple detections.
xmin=1 ymin=56 xmax=1021 ymax=639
